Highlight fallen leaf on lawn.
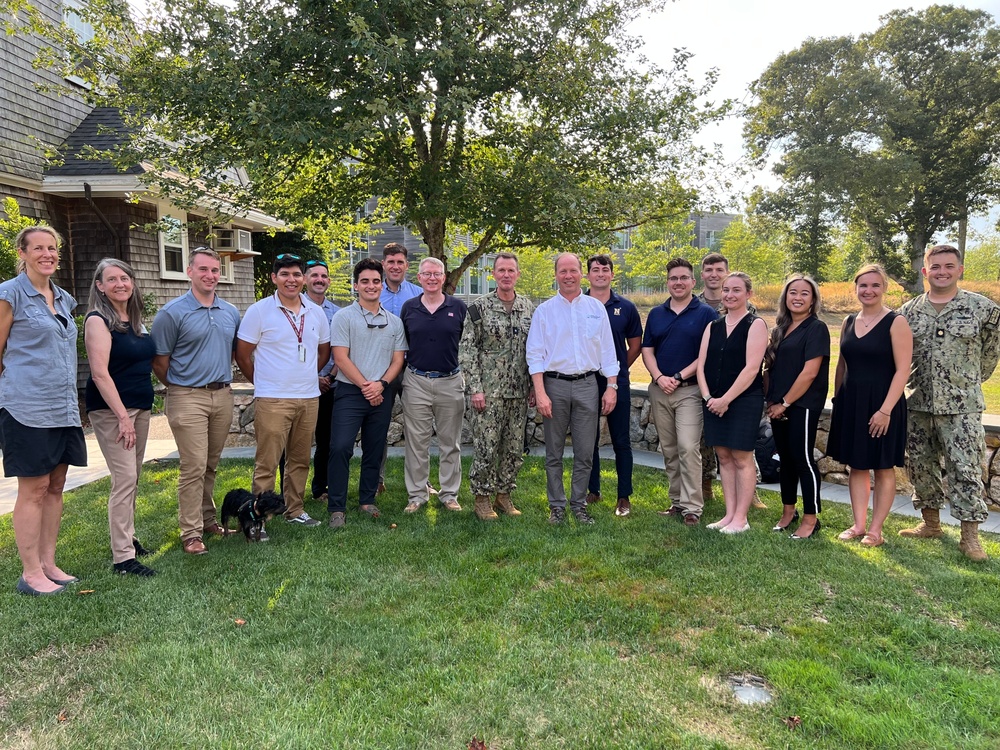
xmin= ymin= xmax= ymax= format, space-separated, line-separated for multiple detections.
xmin=234 ymin=619 xmax=247 ymax=626
xmin=57 ymin=710 xmax=68 ymax=722
xmin=782 ymin=716 xmax=802 ymax=729
xmin=467 ymin=737 xmax=488 ymax=750
xmin=77 ymin=590 xmax=95 ymax=595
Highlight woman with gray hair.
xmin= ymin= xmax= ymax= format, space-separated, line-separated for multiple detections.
xmin=0 ymin=226 xmax=87 ymax=595
xmin=84 ymin=258 xmax=158 ymax=576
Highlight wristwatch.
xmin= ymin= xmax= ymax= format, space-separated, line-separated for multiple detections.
xmin=379 ymin=379 xmax=389 ymax=390
xmin=607 ymin=383 xmax=618 ymax=391
xmin=781 ymin=399 xmax=791 ymax=408
xmin=673 ymin=372 xmax=683 ymax=381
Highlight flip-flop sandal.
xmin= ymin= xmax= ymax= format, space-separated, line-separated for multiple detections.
xmin=359 ymin=504 xmax=381 ymax=518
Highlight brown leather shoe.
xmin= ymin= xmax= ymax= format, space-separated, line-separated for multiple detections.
xmin=658 ymin=505 xmax=683 ymax=518
xmin=203 ymin=523 xmax=227 ymax=537
xmin=376 ymin=482 xmax=387 ymax=496
xmin=684 ymin=513 xmax=700 ymax=526
xmin=615 ymin=498 xmax=631 ymax=517
xmin=586 ymin=492 xmax=602 ymax=505
xmin=182 ymin=537 xmax=207 ymax=555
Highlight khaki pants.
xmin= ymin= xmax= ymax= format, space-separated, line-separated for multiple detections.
xmin=402 ymin=369 xmax=465 ymax=505
xmin=253 ymin=397 xmax=319 ymax=519
xmin=90 ymin=408 xmax=151 ymax=563
xmin=165 ymin=385 xmax=233 ymax=541
xmin=649 ymin=383 xmax=704 ymax=516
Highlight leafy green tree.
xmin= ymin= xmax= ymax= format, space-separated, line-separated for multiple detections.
xmin=622 ymin=212 xmax=697 ymax=292
xmin=513 ymin=248 xmax=557 ymax=302
xmin=746 ymin=5 xmax=1000 ymax=292
xmin=962 ymin=235 xmax=1000 ymax=282
xmin=0 ymin=197 xmax=34 ymax=281
xmin=717 ymin=216 xmax=788 ymax=285
xmin=18 ymin=0 xmax=724 ymax=293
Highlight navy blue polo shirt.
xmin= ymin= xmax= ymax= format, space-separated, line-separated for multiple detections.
xmin=642 ymin=296 xmax=718 ymax=376
xmin=400 ymin=294 xmax=468 ymax=372
xmin=587 ymin=290 xmax=642 ymax=382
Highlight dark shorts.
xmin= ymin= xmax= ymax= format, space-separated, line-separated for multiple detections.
xmin=0 ymin=409 xmax=87 ymax=478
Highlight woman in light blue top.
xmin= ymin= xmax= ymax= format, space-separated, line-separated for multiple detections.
xmin=0 ymin=226 xmax=87 ymax=596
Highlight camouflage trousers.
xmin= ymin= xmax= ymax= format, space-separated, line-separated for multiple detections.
xmin=906 ymin=410 xmax=989 ymax=522
xmin=469 ymin=396 xmax=528 ymax=495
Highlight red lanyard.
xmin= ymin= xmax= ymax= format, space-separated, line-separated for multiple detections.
xmin=278 ymin=306 xmax=305 ymax=343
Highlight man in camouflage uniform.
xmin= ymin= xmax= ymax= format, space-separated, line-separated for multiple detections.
xmin=899 ymin=244 xmax=1000 ymax=561
xmin=459 ymin=253 xmax=534 ymax=520
xmin=696 ymin=252 xmax=767 ymax=509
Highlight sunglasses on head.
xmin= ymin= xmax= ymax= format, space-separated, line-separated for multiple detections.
xmin=306 ymin=259 xmax=328 ymax=269
xmin=276 ymin=253 xmax=301 ymax=261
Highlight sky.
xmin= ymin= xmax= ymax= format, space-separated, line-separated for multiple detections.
xmin=629 ymin=0 xmax=1000 ymax=223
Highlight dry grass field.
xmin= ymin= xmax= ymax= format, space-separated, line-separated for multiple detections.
xmin=627 ymin=281 xmax=1000 ymax=412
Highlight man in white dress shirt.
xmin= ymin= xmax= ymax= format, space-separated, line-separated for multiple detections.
xmin=526 ymin=253 xmax=618 ymax=525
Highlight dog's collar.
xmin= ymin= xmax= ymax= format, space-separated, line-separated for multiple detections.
xmin=240 ymin=499 xmax=261 ymax=522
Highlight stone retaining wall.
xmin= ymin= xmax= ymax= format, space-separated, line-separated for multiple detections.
xmin=227 ymin=383 xmax=1000 ymax=498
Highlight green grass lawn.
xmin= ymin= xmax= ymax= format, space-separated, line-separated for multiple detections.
xmin=2 ymin=457 xmax=999 ymax=748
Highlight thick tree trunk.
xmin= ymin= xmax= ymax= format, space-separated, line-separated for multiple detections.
xmin=908 ymin=230 xmax=927 ymax=295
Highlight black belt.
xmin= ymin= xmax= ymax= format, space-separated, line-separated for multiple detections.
xmin=407 ymin=365 xmax=460 ymax=379
xmin=544 ymin=371 xmax=596 ymax=381
xmin=194 ymin=382 xmax=229 ymax=390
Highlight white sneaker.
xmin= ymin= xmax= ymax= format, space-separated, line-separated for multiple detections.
xmin=286 ymin=512 xmax=321 ymax=527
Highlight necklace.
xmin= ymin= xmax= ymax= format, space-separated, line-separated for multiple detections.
xmin=858 ymin=309 xmax=885 ymax=328
xmin=725 ymin=312 xmax=746 ymax=327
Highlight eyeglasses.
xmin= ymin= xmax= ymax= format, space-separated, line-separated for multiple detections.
xmin=419 ymin=271 xmax=445 ymax=279
xmin=276 ymin=253 xmax=301 ymax=261
xmin=668 ymin=276 xmax=693 ymax=282
xmin=305 ymin=259 xmax=328 ymax=269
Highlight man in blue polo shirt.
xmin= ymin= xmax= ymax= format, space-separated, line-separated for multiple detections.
xmin=399 ymin=257 xmax=468 ymax=513
xmin=642 ymin=257 xmax=717 ymax=525
xmin=152 ymin=248 xmax=241 ymax=555
xmin=584 ymin=254 xmax=642 ymax=517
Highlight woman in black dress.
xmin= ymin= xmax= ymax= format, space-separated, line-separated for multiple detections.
xmin=764 ymin=275 xmax=830 ymax=540
xmin=697 ymin=272 xmax=768 ymax=534
xmin=827 ymin=264 xmax=912 ymax=547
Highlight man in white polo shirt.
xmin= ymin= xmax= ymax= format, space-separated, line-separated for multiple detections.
xmin=236 ymin=254 xmax=331 ymax=527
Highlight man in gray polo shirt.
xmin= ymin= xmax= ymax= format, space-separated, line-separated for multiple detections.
xmin=327 ymin=258 xmax=407 ymax=528
xmin=152 ymin=248 xmax=241 ymax=555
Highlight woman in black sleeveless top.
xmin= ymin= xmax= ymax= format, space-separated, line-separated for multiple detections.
xmin=697 ymin=272 xmax=768 ymax=534
xmin=827 ymin=263 xmax=911 ymax=547
xmin=84 ymin=259 xmax=158 ymax=577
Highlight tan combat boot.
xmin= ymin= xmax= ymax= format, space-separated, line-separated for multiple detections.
xmin=474 ymin=494 xmax=498 ymax=521
xmin=751 ymin=491 xmax=767 ymax=509
xmin=899 ymin=508 xmax=943 ymax=538
xmin=494 ymin=492 xmax=521 ymax=516
xmin=959 ymin=521 xmax=989 ymax=562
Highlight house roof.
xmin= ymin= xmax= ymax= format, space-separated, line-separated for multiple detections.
xmin=44 ymin=107 xmax=144 ymax=177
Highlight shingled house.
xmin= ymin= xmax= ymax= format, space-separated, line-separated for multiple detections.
xmin=0 ymin=0 xmax=277 ymax=310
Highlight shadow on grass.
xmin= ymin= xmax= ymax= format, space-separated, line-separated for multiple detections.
xmin=0 ymin=458 xmax=998 ymax=749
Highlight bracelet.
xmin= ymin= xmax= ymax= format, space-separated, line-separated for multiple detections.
xmin=655 ymin=374 xmax=664 ymax=382
xmin=878 ymin=409 xmax=890 ymax=417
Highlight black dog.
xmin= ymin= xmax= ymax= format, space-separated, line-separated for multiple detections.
xmin=220 ymin=489 xmax=286 ymax=542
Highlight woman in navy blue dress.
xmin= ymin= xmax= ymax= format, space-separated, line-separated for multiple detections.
xmin=827 ymin=264 xmax=911 ymax=547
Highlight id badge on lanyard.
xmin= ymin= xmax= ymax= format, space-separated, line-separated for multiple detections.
xmin=280 ymin=306 xmax=307 ymax=363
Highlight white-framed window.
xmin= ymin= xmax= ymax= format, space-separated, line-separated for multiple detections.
xmin=158 ymin=206 xmax=188 ymax=280
xmin=62 ymin=0 xmax=95 ymax=88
